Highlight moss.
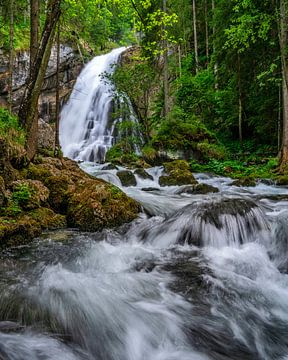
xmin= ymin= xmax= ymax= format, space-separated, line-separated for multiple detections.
xmin=67 ymin=180 xmax=140 ymax=231
xmin=275 ymin=176 xmax=288 ymax=186
xmin=231 ymin=177 xmax=257 ymax=187
xmin=44 ymin=175 xmax=70 ymax=213
xmin=117 ymin=170 xmax=137 ymax=186
xmin=159 ymin=160 xmax=197 ymax=186
xmin=27 ymin=163 xmax=51 ymax=182
xmin=134 ymin=168 xmax=153 ymax=180
xmin=29 ymin=208 xmax=66 ymax=229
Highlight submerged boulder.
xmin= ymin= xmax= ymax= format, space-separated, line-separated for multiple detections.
xmin=159 ymin=160 xmax=197 ymax=186
xmin=117 ymin=170 xmax=137 ymax=187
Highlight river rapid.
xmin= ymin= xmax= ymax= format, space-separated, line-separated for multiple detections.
xmin=1 ymin=165 xmax=288 ymax=360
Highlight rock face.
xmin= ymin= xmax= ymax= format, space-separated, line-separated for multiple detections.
xmin=159 ymin=160 xmax=197 ymax=186
xmin=38 ymin=118 xmax=55 ymax=151
xmin=117 ymin=170 xmax=137 ymax=187
xmin=231 ymin=177 xmax=256 ymax=187
xmin=0 ymin=156 xmax=140 ymax=247
xmin=0 ymin=45 xmax=83 ymax=142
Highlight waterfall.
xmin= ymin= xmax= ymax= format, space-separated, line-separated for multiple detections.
xmin=59 ymin=47 xmax=126 ymax=163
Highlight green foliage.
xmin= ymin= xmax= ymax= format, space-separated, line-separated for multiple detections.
xmin=12 ymin=184 xmax=31 ymax=207
xmin=0 ymin=108 xmax=25 ymax=145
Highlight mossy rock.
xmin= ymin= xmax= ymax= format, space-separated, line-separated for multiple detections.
xmin=163 ymin=160 xmax=191 ymax=173
xmin=275 ymin=176 xmax=288 ymax=186
xmin=117 ymin=170 xmax=137 ymax=187
xmin=134 ymin=168 xmax=153 ymax=180
xmin=231 ymin=177 xmax=256 ymax=187
xmin=10 ymin=180 xmax=50 ymax=210
xmin=176 ymin=183 xmax=219 ymax=195
xmin=44 ymin=175 xmax=70 ymax=213
xmin=67 ymin=181 xmax=140 ymax=231
xmin=29 ymin=207 xmax=66 ymax=229
xmin=0 ymin=208 xmax=66 ymax=248
xmin=159 ymin=160 xmax=197 ymax=187
xmin=102 ymin=163 xmax=118 ymax=171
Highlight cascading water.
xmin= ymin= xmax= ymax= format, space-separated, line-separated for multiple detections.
xmin=3 ymin=48 xmax=288 ymax=360
xmin=60 ymin=47 xmax=127 ymax=163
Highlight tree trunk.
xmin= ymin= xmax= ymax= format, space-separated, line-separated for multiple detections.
xmin=279 ymin=0 xmax=288 ymax=170
xmin=18 ymin=0 xmax=61 ymax=160
xmin=163 ymin=0 xmax=169 ymax=117
xmin=30 ymin=0 xmax=39 ymax=71
xmin=205 ymin=0 xmax=209 ymax=65
xmin=192 ymin=0 xmax=199 ymax=73
xmin=8 ymin=0 xmax=14 ymax=112
xmin=238 ymin=54 xmax=243 ymax=146
xmin=212 ymin=0 xmax=218 ymax=89
xmin=55 ymin=20 xmax=60 ymax=153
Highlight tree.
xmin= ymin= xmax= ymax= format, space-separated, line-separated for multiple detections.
xmin=18 ymin=0 xmax=61 ymax=159
xmin=279 ymin=0 xmax=288 ymax=169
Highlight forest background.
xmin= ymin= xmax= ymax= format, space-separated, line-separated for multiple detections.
xmin=1 ymin=0 xmax=288 ymax=183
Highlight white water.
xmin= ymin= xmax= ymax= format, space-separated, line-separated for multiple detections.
xmin=60 ymin=47 xmax=126 ymax=162
xmin=2 ymin=48 xmax=288 ymax=359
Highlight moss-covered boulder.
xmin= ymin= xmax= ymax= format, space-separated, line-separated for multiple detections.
xmin=134 ymin=168 xmax=153 ymax=180
xmin=9 ymin=180 xmax=50 ymax=210
xmin=159 ymin=160 xmax=197 ymax=187
xmin=275 ymin=176 xmax=288 ymax=186
xmin=0 ymin=208 xmax=66 ymax=248
xmin=176 ymin=183 xmax=219 ymax=195
xmin=117 ymin=170 xmax=137 ymax=187
xmin=231 ymin=177 xmax=256 ymax=187
xmin=67 ymin=182 xmax=140 ymax=231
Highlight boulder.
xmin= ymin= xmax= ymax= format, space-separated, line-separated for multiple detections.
xmin=117 ymin=170 xmax=137 ymax=187
xmin=102 ymin=163 xmax=118 ymax=171
xmin=231 ymin=177 xmax=256 ymax=187
xmin=134 ymin=168 xmax=153 ymax=180
xmin=38 ymin=118 xmax=55 ymax=151
xmin=0 ymin=208 xmax=66 ymax=248
xmin=9 ymin=180 xmax=50 ymax=210
xmin=159 ymin=160 xmax=197 ymax=187
xmin=176 ymin=183 xmax=219 ymax=195
xmin=67 ymin=182 xmax=140 ymax=231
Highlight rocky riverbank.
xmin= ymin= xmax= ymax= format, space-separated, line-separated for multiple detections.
xmin=0 ymin=137 xmax=140 ymax=248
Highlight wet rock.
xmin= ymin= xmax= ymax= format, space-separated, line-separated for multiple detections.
xmin=0 ymin=208 xmax=66 ymax=247
xmin=141 ymin=187 xmax=161 ymax=192
xmin=0 ymin=138 xmax=18 ymax=184
xmin=134 ymin=168 xmax=153 ymax=180
xmin=117 ymin=170 xmax=137 ymax=187
xmin=276 ymin=176 xmax=288 ymax=186
xmin=102 ymin=163 xmax=118 ymax=171
xmin=159 ymin=160 xmax=197 ymax=186
xmin=231 ymin=177 xmax=256 ymax=187
xmin=67 ymin=182 xmax=140 ymax=231
xmin=176 ymin=183 xmax=219 ymax=195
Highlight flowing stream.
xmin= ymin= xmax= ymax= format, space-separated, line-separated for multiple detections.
xmin=2 ymin=49 xmax=288 ymax=360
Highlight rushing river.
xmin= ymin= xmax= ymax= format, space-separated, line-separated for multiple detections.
xmin=1 ymin=167 xmax=288 ymax=360
xmin=2 ymin=48 xmax=288 ymax=359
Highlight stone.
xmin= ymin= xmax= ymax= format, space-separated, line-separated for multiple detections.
xmin=159 ymin=160 xmax=197 ymax=187
xmin=175 ymin=183 xmax=219 ymax=195
xmin=117 ymin=170 xmax=137 ymax=187
xmin=231 ymin=177 xmax=256 ymax=187
xmin=38 ymin=118 xmax=55 ymax=151
xmin=134 ymin=168 xmax=153 ymax=180
xmin=102 ymin=163 xmax=118 ymax=171
xmin=10 ymin=180 xmax=50 ymax=210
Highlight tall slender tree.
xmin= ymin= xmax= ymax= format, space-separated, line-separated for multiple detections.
xmin=18 ymin=0 xmax=61 ymax=159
